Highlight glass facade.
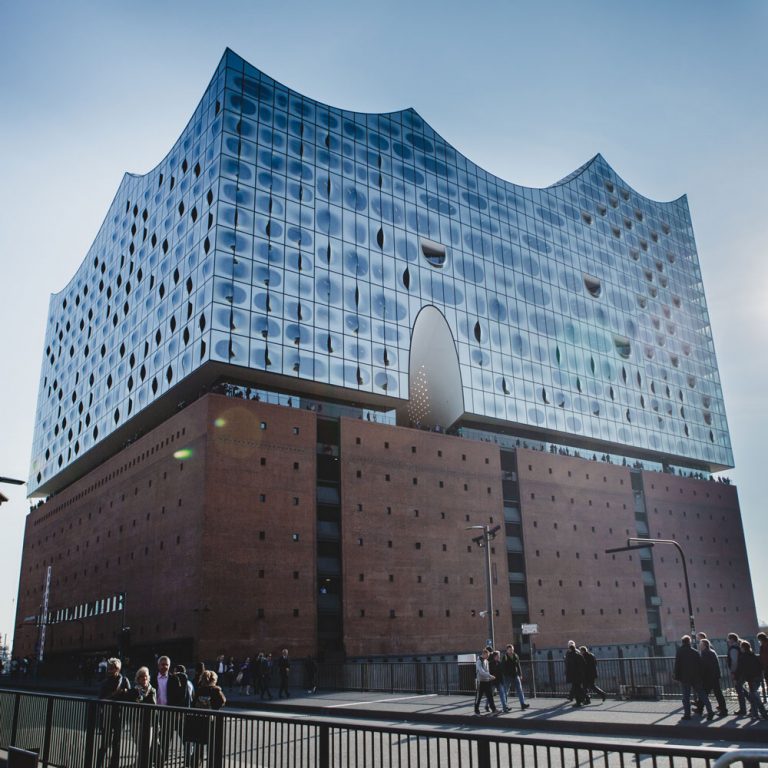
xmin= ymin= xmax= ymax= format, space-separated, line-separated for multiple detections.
xmin=29 ymin=49 xmax=732 ymax=494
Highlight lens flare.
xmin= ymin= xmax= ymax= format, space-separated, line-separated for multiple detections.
xmin=214 ymin=417 xmax=227 ymax=428
xmin=173 ymin=448 xmax=193 ymax=460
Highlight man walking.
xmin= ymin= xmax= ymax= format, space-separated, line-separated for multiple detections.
xmin=564 ymin=641 xmax=586 ymax=706
xmin=673 ymin=635 xmax=713 ymax=720
xmin=698 ymin=638 xmax=727 ymax=716
xmin=278 ymin=648 xmax=291 ymax=698
xmin=726 ymin=633 xmax=747 ymax=716
xmin=474 ymin=648 xmax=497 ymax=714
xmin=580 ymin=645 xmax=606 ymax=703
xmin=501 ymin=643 xmax=530 ymax=710
xmin=152 ymin=656 xmax=192 ymax=765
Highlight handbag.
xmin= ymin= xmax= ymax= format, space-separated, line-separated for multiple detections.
xmin=235 ymin=671 xmax=243 ymax=684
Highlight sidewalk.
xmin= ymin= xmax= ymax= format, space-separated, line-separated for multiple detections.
xmin=223 ymin=687 xmax=768 ymax=744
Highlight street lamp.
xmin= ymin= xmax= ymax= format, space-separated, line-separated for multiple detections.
xmin=605 ymin=537 xmax=695 ymax=638
xmin=467 ymin=524 xmax=501 ymax=649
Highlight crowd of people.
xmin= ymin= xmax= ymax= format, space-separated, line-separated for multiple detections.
xmin=673 ymin=631 xmax=768 ymax=720
xmin=97 ymin=654 xmax=227 ymax=767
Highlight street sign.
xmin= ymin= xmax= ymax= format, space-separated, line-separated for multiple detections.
xmin=521 ymin=623 xmax=539 ymax=635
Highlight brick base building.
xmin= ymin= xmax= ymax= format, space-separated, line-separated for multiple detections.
xmin=14 ymin=391 xmax=756 ymax=666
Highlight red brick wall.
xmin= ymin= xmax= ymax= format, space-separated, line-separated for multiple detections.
xmin=197 ymin=395 xmax=318 ymax=660
xmin=517 ymin=449 xmax=649 ymax=649
xmin=339 ymin=419 xmax=513 ymax=656
xmin=641 ymin=472 xmax=757 ymax=641
xmin=15 ymin=397 xmax=210 ymax=660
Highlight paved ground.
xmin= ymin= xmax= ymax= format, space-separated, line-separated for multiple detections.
xmin=222 ymin=688 xmax=768 ymax=746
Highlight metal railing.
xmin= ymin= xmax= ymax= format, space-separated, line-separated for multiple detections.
xmin=2 ymin=655 xmax=752 ymax=702
xmin=0 ymin=688 xmax=745 ymax=768
xmin=315 ymin=655 xmax=741 ymax=700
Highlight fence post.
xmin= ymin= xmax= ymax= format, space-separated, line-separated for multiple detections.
xmin=211 ymin=713 xmax=225 ymax=768
xmin=477 ymin=736 xmax=491 ymax=768
xmin=41 ymin=697 xmax=54 ymax=767
xmin=319 ymin=724 xmax=330 ymax=768
xmin=10 ymin=692 xmax=21 ymax=747
xmin=137 ymin=706 xmax=152 ymax=768
xmin=82 ymin=701 xmax=97 ymax=768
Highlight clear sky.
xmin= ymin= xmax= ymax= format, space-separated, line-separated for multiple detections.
xmin=1 ymin=0 xmax=766 ymax=652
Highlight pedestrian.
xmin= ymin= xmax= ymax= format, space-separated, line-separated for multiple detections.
xmin=151 ymin=656 xmax=192 ymax=765
xmin=673 ymin=635 xmax=713 ymax=720
xmin=278 ymin=648 xmax=291 ymax=698
xmin=757 ymin=632 xmax=768 ymax=703
xmin=130 ymin=666 xmax=157 ymax=704
xmin=215 ymin=655 xmax=227 ymax=688
xmin=579 ymin=646 xmax=606 ymax=703
xmin=96 ymin=658 xmax=131 ymax=768
xmin=726 ymin=633 xmax=748 ymax=716
xmin=489 ymin=651 xmax=510 ymax=712
xmin=474 ymin=648 xmax=497 ymax=715
xmin=193 ymin=661 xmax=206 ymax=691
xmin=736 ymin=640 xmax=768 ymax=720
xmin=564 ymin=641 xmax=586 ymax=706
xmin=187 ymin=670 xmax=227 ymax=767
xmin=238 ymin=657 xmax=253 ymax=696
xmin=501 ymin=643 xmax=530 ymax=710
xmin=304 ymin=655 xmax=318 ymax=694
xmin=256 ymin=652 xmax=273 ymax=699
xmin=698 ymin=639 xmax=727 ymax=716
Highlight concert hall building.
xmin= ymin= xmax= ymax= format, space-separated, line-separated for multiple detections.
xmin=14 ymin=49 xmax=757 ymax=664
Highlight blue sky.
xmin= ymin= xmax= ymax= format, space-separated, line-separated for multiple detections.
xmin=1 ymin=0 xmax=766 ymax=651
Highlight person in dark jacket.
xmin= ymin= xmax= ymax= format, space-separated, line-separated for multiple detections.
xmin=186 ymin=670 xmax=227 ymax=766
xmin=673 ymin=635 xmax=713 ymax=720
xmin=501 ymin=644 xmax=529 ymax=710
xmin=96 ymin=658 xmax=131 ymax=768
xmin=151 ymin=656 xmax=192 ymax=764
xmin=489 ymin=651 xmax=510 ymax=712
xmin=579 ymin=646 xmax=606 ymax=703
xmin=697 ymin=639 xmax=727 ymax=716
xmin=737 ymin=640 xmax=768 ymax=719
xmin=564 ymin=641 xmax=586 ymax=706
xmin=757 ymin=632 xmax=768 ymax=702
xmin=278 ymin=648 xmax=291 ymax=698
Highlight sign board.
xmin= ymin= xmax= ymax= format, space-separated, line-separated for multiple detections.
xmin=521 ymin=623 xmax=539 ymax=635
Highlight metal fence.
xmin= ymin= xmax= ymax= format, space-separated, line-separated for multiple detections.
xmin=316 ymin=655 xmax=740 ymax=700
xmin=2 ymin=655 xmax=748 ymax=703
xmin=0 ymin=688 xmax=744 ymax=768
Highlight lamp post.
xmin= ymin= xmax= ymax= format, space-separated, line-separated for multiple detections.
xmin=605 ymin=537 xmax=695 ymax=638
xmin=467 ymin=524 xmax=501 ymax=649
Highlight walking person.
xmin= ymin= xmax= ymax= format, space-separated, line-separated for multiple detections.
xmin=96 ymin=658 xmax=131 ymax=768
xmin=278 ymin=648 xmax=291 ymax=698
xmin=564 ymin=641 xmax=586 ymax=706
xmin=673 ymin=635 xmax=713 ymax=720
xmin=501 ymin=644 xmax=530 ymax=710
xmin=238 ymin=657 xmax=253 ymax=696
xmin=698 ymin=639 xmax=727 ymax=716
xmin=474 ymin=648 xmax=497 ymax=715
xmin=187 ymin=670 xmax=227 ymax=767
xmin=757 ymin=632 xmax=768 ymax=703
xmin=151 ymin=656 xmax=192 ymax=765
xmin=256 ymin=653 xmax=273 ymax=700
xmin=736 ymin=640 xmax=768 ymax=720
xmin=726 ymin=633 xmax=748 ymax=716
xmin=489 ymin=651 xmax=510 ymax=712
xmin=304 ymin=655 xmax=318 ymax=694
xmin=580 ymin=646 xmax=606 ymax=703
